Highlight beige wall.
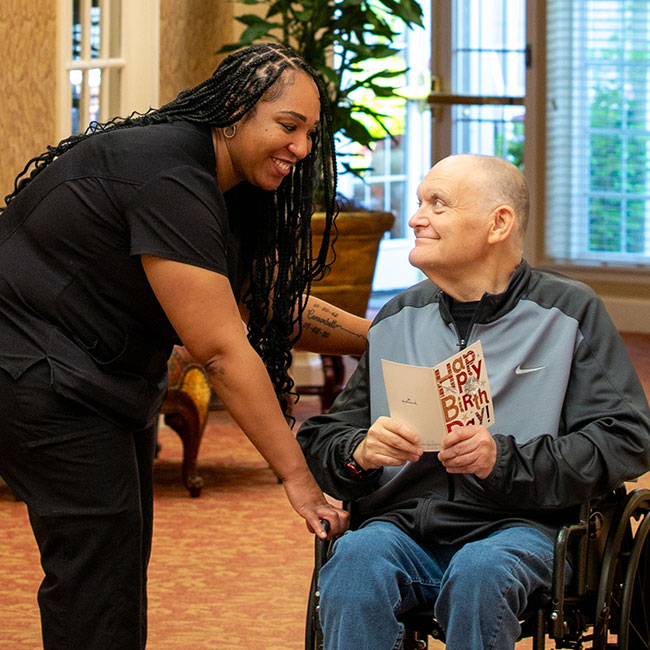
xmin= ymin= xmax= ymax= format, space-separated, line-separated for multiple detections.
xmin=0 ymin=0 xmax=235 ymax=200
xmin=159 ymin=0 xmax=235 ymax=105
xmin=0 ymin=0 xmax=57 ymax=201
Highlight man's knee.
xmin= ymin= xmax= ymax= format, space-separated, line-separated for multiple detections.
xmin=319 ymin=523 xmax=410 ymax=611
xmin=437 ymin=528 xmax=555 ymax=621
xmin=321 ymin=526 xmax=389 ymax=590
xmin=441 ymin=542 xmax=519 ymax=600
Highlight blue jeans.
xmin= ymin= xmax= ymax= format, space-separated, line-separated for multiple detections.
xmin=319 ymin=521 xmax=569 ymax=650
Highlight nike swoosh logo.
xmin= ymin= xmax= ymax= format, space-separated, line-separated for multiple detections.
xmin=515 ymin=365 xmax=545 ymax=375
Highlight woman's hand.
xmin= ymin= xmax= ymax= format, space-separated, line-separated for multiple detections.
xmin=354 ymin=416 xmax=423 ymax=470
xmin=281 ymin=470 xmax=349 ymax=539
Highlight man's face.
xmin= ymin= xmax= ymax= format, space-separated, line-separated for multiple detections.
xmin=408 ymin=156 xmax=493 ymax=277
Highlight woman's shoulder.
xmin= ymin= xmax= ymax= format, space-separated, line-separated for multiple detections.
xmin=76 ymin=121 xmax=215 ymax=182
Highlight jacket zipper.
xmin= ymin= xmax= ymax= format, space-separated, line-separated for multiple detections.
xmin=448 ymin=321 xmax=476 ymax=501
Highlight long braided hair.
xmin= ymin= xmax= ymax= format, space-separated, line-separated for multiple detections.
xmin=1 ymin=43 xmax=338 ymax=417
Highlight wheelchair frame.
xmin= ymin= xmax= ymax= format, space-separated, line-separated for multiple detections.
xmin=305 ymin=486 xmax=650 ymax=650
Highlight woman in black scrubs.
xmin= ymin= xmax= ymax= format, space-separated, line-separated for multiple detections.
xmin=0 ymin=44 xmax=356 ymax=649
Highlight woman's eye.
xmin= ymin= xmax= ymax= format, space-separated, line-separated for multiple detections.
xmin=281 ymin=123 xmax=296 ymax=133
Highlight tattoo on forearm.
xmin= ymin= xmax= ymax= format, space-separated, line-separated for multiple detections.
xmin=305 ymin=302 xmax=366 ymax=340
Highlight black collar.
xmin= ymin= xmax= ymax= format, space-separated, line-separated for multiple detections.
xmin=438 ymin=259 xmax=531 ymax=327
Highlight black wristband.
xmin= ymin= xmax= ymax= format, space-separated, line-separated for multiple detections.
xmin=344 ymin=454 xmax=371 ymax=479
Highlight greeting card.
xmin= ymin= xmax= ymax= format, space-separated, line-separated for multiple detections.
xmin=382 ymin=340 xmax=493 ymax=451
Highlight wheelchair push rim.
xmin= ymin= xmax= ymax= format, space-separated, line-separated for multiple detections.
xmin=618 ymin=512 xmax=650 ymax=649
xmin=593 ymin=488 xmax=650 ymax=650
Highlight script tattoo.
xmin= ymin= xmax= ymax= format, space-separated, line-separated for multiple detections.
xmin=304 ymin=302 xmax=366 ymax=340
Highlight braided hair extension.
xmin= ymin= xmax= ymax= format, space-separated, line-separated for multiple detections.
xmin=1 ymin=43 xmax=338 ymax=418
xmin=237 ymin=48 xmax=339 ymax=418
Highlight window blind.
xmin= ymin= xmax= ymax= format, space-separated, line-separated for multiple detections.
xmin=545 ymin=0 xmax=650 ymax=267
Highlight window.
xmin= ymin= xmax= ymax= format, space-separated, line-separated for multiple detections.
xmin=338 ymin=20 xmax=431 ymax=241
xmin=337 ymin=4 xmax=432 ymax=291
xmin=429 ymin=0 xmax=527 ymax=167
xmin=545 ymin=0 xmax=650 ymax=267
xmin=369 ymin=0 xmax=527 ymax=292
xmin=70 ymin=0 xmax=123 ymax=134
xmin=448 ymin=0 xmax=526 ymax=168
xmin=57 ymin=0 xmax=159 ymax=140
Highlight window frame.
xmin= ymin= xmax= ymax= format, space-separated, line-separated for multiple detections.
xmin=56 ymin=0 xmax=160 ymax=141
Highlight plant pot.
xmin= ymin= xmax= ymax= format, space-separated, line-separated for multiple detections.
xmin=310 ymin=210 xmax=395 ymax=318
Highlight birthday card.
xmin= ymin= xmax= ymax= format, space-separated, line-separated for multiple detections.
xmin=382 ymin=340 xmax=493 ymax=451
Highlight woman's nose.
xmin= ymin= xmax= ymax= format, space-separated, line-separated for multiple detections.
xmin=288 ymin=134 xmax=311 ymax=160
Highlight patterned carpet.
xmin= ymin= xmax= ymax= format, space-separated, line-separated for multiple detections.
xmin=0 ymin=333 xmax=649 ymax=649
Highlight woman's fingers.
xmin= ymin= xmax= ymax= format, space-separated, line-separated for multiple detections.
xmin=281 ymin=471 xmax=349 ymax=538
xmin=310 ymin=505 xmax=350 ymax=538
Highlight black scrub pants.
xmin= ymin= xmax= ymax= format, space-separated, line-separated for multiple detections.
xmin=0 ymin=361 xmax=156 ymax=650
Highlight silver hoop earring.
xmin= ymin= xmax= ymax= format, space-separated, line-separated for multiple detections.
xmin=223 ymin=125 xmax=237 ymax=139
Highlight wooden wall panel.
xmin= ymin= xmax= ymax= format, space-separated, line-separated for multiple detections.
xmin=159 ymin=0 xmax=234 ymax=106
xmin=0 ymin=0 xmax=57 ymax=201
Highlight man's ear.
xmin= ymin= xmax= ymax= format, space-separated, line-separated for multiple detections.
xmin=487 ymin=205 xmax=517 ymax=244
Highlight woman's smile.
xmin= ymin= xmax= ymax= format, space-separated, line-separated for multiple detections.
xmin=271 ymin=156 xmax=294 ymax=176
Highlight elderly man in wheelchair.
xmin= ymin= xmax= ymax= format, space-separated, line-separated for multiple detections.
xmin=297 ymin=155 xmax=650 ymax=650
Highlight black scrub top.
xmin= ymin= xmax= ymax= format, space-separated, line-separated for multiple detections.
xmin=0 ymin=121 xmax=256 ymax=428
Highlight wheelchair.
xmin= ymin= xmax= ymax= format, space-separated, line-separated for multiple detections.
xmin=305 ymin=486 xmax=650 ymax=650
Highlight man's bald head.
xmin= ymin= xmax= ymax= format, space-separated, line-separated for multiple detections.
xmin=447 ymin=154 xmax=529 ymax=239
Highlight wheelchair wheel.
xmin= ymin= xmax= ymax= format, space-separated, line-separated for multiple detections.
xmin=617 ymin=512 xmax=650 ymax=649
xmin=592 ymin=489 xmax=650 ymax=649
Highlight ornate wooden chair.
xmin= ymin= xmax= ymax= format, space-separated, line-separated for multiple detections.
xmin=160 ymin=346 xmax=212 ymax=497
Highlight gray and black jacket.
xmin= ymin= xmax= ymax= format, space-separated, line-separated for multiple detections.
xmin=297 ymin=260 xmax=650 ymax=546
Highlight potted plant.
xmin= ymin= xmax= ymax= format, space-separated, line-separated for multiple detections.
xmin=219 ymin=0 xmax=424 ymax=178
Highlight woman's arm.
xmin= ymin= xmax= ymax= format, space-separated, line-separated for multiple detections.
xmin=141 ymin=255 xmax=348 ymax=537
xmin=238 ymin=293 xmax=370 ymax=357
xmin=293 ymin=295 xmax=370 ymax=357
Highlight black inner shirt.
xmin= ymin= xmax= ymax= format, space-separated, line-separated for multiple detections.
xmin=449 ymin=299 xmax=480 ymax=343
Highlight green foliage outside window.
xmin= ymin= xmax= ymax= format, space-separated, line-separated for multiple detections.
xmin=495 ymin=120 xmax=524 ymax=173
xmin=587 ymin=28 xmax=649 ymax=255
